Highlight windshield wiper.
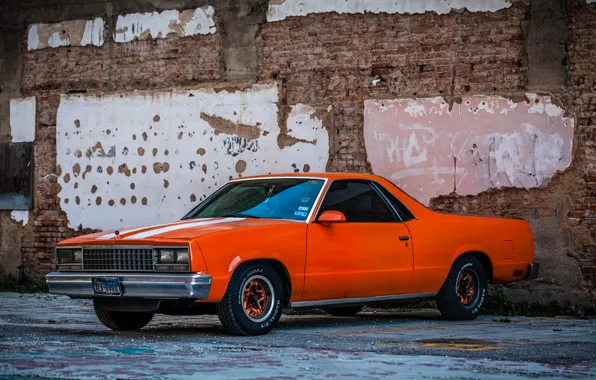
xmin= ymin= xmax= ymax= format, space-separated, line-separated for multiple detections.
xmin=221 ymin=213 xmax=262 ymax=219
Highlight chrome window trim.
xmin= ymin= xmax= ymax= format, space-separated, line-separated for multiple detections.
xmin=311 ymin=179 xmax=401 ymax=223
xmin=290 ymin=292 xmax=437 ymax=308
xmin=185 ymin=176 xmax=329 ymax=224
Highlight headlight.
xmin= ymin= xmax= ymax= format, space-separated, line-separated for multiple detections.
xmin=159 ymin=249 xmax=176 ymax=263
xmin=176 ymin=249 xmax=189 ymax=263
xmin=56 ymin=249 xmax=73 ymax=264
xmin=73 ymin=249 xmax=83 ymax=263
xmin=157 ymin=248 xmax=189 ymax=264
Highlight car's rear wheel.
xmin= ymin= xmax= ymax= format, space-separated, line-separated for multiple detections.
xmin=216 ymin=262 xmax=283 ymax=336
xmin=93 ymin=300 xmax=155 ymax=330
xmin=436 ymin=255 xmax=487 ymax=321
xmin=324 ymin=305 xmax=363 ymax=317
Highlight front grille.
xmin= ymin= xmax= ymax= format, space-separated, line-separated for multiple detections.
xmin=83 ymin=247 xmax=154 ymax=271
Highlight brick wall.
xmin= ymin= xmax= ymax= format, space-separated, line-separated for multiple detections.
xmin=1 ymin=0 xmax=595 ymax=304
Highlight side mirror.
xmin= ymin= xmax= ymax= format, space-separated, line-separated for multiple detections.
xmin=317 ymin=210 xmax=346 ymax=226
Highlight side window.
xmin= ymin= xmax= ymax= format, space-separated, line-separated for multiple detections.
xmin=319 ymin=181 xmax=396 ymax=222
xmin=375 ymin=183 xmax=415 ymax=222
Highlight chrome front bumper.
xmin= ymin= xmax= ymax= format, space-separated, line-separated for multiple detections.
xmin=46 ymin=272 xmax=211 ymax=299
xmin=525 ymin=263 xmax=540 ymax=280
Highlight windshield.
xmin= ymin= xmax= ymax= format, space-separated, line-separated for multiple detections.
xmin=185 ymin=178 xmax=326 ymax=221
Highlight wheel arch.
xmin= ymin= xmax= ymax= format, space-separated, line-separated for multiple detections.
xmin=234 ymin=258 xmax=292 ymax=307
xmin=454 ymin=251 xmax=494 ymax=282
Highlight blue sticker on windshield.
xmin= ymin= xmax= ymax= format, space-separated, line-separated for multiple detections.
xmin=294 ymin=211 xmax=308 ymax=217
xmin=298 ymin=206 xmax=309 ymax=211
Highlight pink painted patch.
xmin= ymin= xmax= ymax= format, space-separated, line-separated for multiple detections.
xmin=364 ymin=94 xmax=574 ymax=205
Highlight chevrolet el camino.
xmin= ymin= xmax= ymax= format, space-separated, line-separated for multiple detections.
xmin=47 ymin=173 xmax=538 ymax=335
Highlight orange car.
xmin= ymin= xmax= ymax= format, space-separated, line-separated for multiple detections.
xmin=47 ymin=173 xmax=537 ymax=335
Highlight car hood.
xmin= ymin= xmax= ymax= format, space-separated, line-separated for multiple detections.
xmin=58 ymin=217 xmax=300 ymax=246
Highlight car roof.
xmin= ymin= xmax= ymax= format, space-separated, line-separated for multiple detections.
xmin=236 ymin=172 xmax=383 ymax=181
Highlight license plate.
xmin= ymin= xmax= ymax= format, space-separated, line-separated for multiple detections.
xmin=92 ymin=277 xmax=122 ymax=296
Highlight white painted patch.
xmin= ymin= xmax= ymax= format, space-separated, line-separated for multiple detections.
xmin=10 ymin=97 xmax=36 ymax=143
xmin=124 ymin=218 xmax=243 ymax=239
xmin=114 ymin=6 xmax=216 ymax=43
xmin=27 ymin=18 xmax=104 ymax=51
xmin=10 ymin=211 xmax=29 ymax=225
xmin=56 ymin=83 xmax=330 ymax=230
xmin=587 ymin=0 xmax=596 ymax=4
xmin=267 ymin=0 xmax=512 ymax=21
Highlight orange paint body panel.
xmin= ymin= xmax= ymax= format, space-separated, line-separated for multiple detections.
xmin=56 ymin=173 xmax=535 ymax=305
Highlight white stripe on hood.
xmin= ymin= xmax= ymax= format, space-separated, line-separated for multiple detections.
xmin=123 ymin=218 xmax=244 ymax=240
xmin=96 ymin=219 xmax=212 ymax=240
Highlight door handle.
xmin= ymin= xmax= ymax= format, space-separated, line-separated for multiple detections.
xmin=399 ymin=236 xmax=410 ymax=241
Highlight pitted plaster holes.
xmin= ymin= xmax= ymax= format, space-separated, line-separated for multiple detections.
xmin=143 ymin=132 xmax=148 ymax=141
xmin=56 ymin=165 xmax=63 ymax=177
xmin=73 ymin=149 xmax=81 ymax=158
xmin=153 ymin=114 xmax=160 ymax=122
xmin=107 ymin=166 xmax=114 ymax=175
xmin=142 ymin=197 xmax=148 ymax=205
xmin=142 ymin=165 xmax=147 ymax=174
xmin=202 ymin=164 xmax=207 ymax=174
xmin=131 ymin=195 xmax=137 ymax=204
xmin=95 ymin=197 xmax=102 ymax=205
xmin=91 ymin=185 xmax=98 ymax=194
xmin=138 ymin=147 xmax=145 ymax=156
xmin=106 ymin=129 xmax=111 ymax=135
xmin=108 ymin=199 xmax=115 ymax=206
xmin=190 ymin=194 xmax=197 ymax=202
xmin=302 ymin=164 xmax=311 ymax=173
xmin=122 ymin=147 xmax=129 ymax=156
xmin=152 ymin=148 xmax=159 ymax=157
xmin=200 ymin=113 xmax=262 ymax=140
xmin=163 ymin=162 xmax=170 ymax=172
xmin=189 ymin=161 xmax=196 ymax=170
xmin=153 ymin=163 xmax=163 ymax=174
xmin=83 ymin=165 xmax=92 ymax=179
xmin=120 ymin=198 xmax=127 ymax=205
xmin=130 ymin=183 xmax=136 ymax=190
xmin=177 ymin=132 xmax=184 ymax=140
xmin=64 ymin=173 xmax=71 ymax=183
xmin=74 ymin=182 xmax=79 ymax=189
xmin=165 ymin=149 xmax=169 ymax=156
xmin=64 ymin=198 xmax=69 ymax=204
xmin=86 ymin=149 xmax=93 ymax=158
xmin=75 ymin=196 xmax=80 ymax=205
xmin=97 ymin=166 xmax=103 ymax=173
xmin=118 ymin=164 xmax=132 ymax=177
xmin=236 ymin=160 xmax=247 ymax=173
xmin=66 ymin=149 xmax=71 ymax=156
xmin=74 ymin=119 xmax=80 ymax=128
xmin=164 ymin=179 xmax=170 ymax=189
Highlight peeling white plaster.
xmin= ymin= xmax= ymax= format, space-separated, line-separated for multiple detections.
xmin=27 ymin=18 xmax=104 ymax=51
xmin=114 ymin=6 xmax=216 ymax=43
xmin=56 ymin=83 xmax=330 ymax=230
xmin=10 ymin=97 xmax=36 ymax=143
xmin=364 ymin=94 xmax=574 ymax=205
xmin=11 ymin=211 xmax=29 ymax=225
xmin=267 ymin=0 xmax=512 ymax=22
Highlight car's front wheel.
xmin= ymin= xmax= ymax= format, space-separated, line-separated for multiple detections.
xmin=93 ymin=300 xmax=155 ymax=330
xmin=436 ymin=255 xmax=487 ymax=320
xmin=216 ymin=262 xmax=283 ymax=336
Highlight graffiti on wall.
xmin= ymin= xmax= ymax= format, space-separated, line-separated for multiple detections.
xmin=56 ymin=83 xmax=330 ymax=230
xmin=364 ymin=94 xmax=574 ymax=205
xmin=267 ymin=0 xmax=512 ymax=22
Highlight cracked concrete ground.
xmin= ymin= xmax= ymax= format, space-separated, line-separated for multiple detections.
xmin=0 ymin=293 xmax=595 ymax=379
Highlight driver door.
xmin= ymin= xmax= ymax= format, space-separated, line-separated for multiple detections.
xmin=302 ymin=180 xmax=414 ymax=301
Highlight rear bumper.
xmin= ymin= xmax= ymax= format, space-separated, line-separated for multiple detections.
xmin=46 ymin=272 xmax=211 ymax=299
xmin=524 ymin=263 xmax=540 ymax=280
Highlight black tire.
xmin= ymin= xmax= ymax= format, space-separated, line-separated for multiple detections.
xmin=436 ymin=255 xmax=487 ymax=321
xmin=216 ymin=262 xmax=283 ymax=336
xmin=93 ymin=300 xmax=154 ymax=330
xmin=324 ymin=305 xmax=363 ymax=317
